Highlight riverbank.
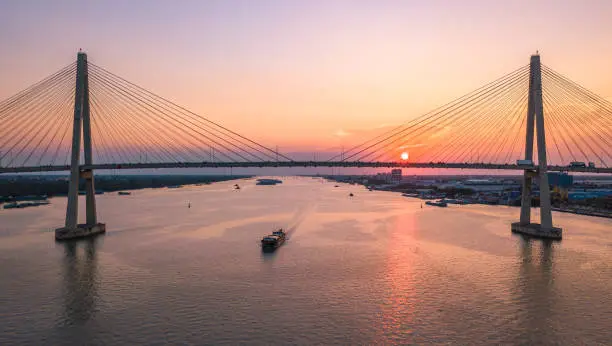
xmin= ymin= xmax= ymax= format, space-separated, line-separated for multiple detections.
xmin=324 ymin=176 xmax=612 ymax=219
xmin=0 ymin=174 xmax=252 ymax=199
xmin=552 ymin=207 xmax=612 ymax=219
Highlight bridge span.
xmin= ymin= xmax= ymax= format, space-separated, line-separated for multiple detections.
xmin=1 ymin=162 xmax=611 ymax=174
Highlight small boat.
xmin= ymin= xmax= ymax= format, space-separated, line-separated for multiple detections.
xmin=235 ymin=185 xmax=241 ymax=190
xmin=118 ymin=191 xmax=131 ymax=196
xmin=442 ymin=199 xmax=466 ymax=205
xmin=256 ymin=179 xmax=282 ymax=185
xmin=3 ymin=202 xmax=19 ymax=209
xmin=261 ymin=229 xmax=287 ymax=251
xmin=425 ymin=200 xmax=448 ymax=207
xmin=3 ymin=201 xmax=49 ymax=209
xmin=334 ymin=185 xmax=339 ymax=187
xmin=349 ymin=193 xmax=354 ymax=197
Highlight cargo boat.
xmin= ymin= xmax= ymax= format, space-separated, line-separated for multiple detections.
xmin=261 ymin=229 xmax=286 ymax=251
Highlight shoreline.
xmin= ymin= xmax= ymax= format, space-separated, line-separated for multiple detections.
xmin=372 ymin=185 xmax=612 ymax=220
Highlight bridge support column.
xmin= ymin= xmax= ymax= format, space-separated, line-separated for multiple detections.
xmin=511 ymin=54 xmax=562 ymax=240
xmin=55 ymin=51 xmax=105 ymax=241
xmin=519 ymin=172 xmax=533 ymax=224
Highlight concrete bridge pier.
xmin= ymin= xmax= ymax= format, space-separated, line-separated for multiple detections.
xmin=511 ymin=54 xmax=562 ymax=240
xmin=55 ymin=51 xmax=105 ymax=241
xmin=519 ymin=171 xmax=534 ymax=225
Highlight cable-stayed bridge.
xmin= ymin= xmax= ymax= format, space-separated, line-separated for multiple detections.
xmin=1 ymin=52 xmax=611 ymax=240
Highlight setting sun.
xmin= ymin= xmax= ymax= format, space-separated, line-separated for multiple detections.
xmin=400 ymin=152 xmax=409 ymax=161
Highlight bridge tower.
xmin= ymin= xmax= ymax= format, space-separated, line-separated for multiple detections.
xmin=511 ymin=54 xmax=562 ymax=239
xmin=55 ymin=52 xmax=106 ymax=241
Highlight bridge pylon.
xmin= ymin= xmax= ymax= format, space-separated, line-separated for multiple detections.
xmin=511 ymin=54 xmax=562 ymax=240
xmin=55 ymin=52 xmax=106 ymax=241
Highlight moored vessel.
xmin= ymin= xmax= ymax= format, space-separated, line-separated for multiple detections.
xmin=256 ymin=179 xmax=282 ymax=185
xmin=425 ymin=200 xmax=448 ymax=207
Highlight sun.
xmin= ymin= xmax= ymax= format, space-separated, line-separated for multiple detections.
xmin=400 ymin=152 xmax=409 ymax=161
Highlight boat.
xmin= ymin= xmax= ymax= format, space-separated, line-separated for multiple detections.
xmin=349 ymin=193 xmax=354 ymax=197
xmin=118 ymin=191 xmax=131 ymax=195
xmin=21 ymin=201 xmax=50 ymax=208
xmin=235 ymin=185 xmax=241 ymax=190
xmin=442 ymin=198 xmax=466 ymax=205
xmin=3 ymin=202 xmax=19 ymax=209
xmin=256 ymin=179 xmax=282 ymax=185
xmin=425 ymin=200 xmax=448 ymax=207
xmin=261 ymin=229 xmax=287 ymax=251
xmin=3 ymin=201 xmax=49 ymax=209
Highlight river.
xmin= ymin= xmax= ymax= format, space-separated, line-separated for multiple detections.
xmin=1 ymin=177 xmax=611 ymax=345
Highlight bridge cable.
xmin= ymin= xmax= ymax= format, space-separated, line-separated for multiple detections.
xmin=332 ymin=64 xmax=530 ymax=162
xmin=89 ymin=63 xmax=292 ymax=162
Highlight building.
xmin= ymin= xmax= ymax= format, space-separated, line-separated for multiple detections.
xmin=374 ymin=172 xmax=391 ymax=182
xmin=548 ymin=172 xmax=573 ymax=188
xmin=548 ymin=172 xmax=573 ymax=201
xmin=391 ymin=169 xmax=402 ymax=183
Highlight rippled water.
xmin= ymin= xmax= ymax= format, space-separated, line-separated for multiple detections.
xmin=1 ymin=177 xmax=611 ymax=345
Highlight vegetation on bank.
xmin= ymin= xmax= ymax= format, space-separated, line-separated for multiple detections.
xmin=0 ymin=175 xmax=251 ymax=199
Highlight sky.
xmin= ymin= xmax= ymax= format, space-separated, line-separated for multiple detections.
xmin=1 ymin=0 xmax=611 ymax=155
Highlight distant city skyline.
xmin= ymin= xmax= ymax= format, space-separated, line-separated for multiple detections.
xmin=1 ymin=0 xmax=611 ymax=152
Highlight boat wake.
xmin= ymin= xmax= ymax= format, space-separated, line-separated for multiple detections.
xmin=285 ymin=201 xmax=317 ymax=237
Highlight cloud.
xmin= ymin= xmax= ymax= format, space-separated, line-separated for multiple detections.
xmin=429 ymin=126 xmax=452 ymax=139
xmin=398 ymin=143 xmax=425 ymax=149
xmin=333 ymin=123 xmax=398 ymax=139
xmin=334 ymin=129 xmax=351 ymax=137
xmin=375 ymin=122 xmax=398 ymax=129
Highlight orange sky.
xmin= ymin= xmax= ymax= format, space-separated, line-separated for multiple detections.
xmin=1 ymin=0 xmax=611 ymax=153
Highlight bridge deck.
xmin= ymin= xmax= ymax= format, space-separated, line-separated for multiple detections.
xmin=0 ymin=162 xmax=610 ymax=174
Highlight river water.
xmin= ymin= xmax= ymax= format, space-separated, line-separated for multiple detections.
xmin=0 ymin=177 xmax=611 ymax=345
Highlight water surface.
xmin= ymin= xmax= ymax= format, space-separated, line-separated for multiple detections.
xmin=1 ymin=177 xmax=611 ymax=344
